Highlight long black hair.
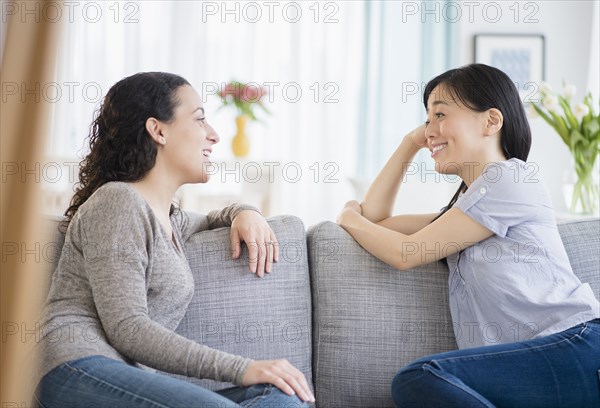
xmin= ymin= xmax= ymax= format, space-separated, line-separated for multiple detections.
xmin=61 ymin=72 xmax=190 ymax=231
xmin=426 ymin=63 xmax=532 ymax=222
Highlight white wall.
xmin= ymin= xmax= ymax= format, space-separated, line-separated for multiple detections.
xmin=458 ymin=0 xmax=597 ymax=213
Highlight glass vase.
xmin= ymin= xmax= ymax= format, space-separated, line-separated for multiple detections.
xmin=562 ymin=156 xmax=600 ymax=216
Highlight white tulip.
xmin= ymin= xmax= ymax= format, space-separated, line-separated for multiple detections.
xmin=574 ymin=103 xmax=590 ymax=120
xmin=542 ymin=95 xmax=559 ymax=112
xmin=526 ymin=104 xmax=539 ymax=118
xmin=540 ymin=82 xmax=552 ymax=94
xmin=563 ymin=84 xmax=576 ymax=100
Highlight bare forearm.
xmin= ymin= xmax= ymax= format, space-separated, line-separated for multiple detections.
xmin=361 ymin=136 xmax=422 ymax=222
xmin=341 ymin=211 xmax=408 ymax=269
xmin=376 ymin=213 xmax=439 ymax=235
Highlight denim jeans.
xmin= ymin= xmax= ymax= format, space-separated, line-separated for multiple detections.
xmin=34 ymin=355 xmax=308 ymax=408
xmin=392 ymin=318 xmax=600 ymax=408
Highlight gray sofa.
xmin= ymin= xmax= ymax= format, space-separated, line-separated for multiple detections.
xmin=42 ymin=215 xmax=600 ymax=407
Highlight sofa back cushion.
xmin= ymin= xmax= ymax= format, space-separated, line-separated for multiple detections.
xmin=166 ymin=215 xmax=313 ymax=391
xmin=307 ymin=218 xmax=600 ymax=408
xmin=558 ymin=219 xmax=600 ymax=296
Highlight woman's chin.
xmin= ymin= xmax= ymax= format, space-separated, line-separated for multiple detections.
xmin=434 ymin=159 xmax=461 ymax=175
xmin=434 ymin=161 xmax=444 ymax=174
xmin=186 ymin=173 xmax=210 ymax=184
xmin=197 ymin=163 xmax=212 ymax=183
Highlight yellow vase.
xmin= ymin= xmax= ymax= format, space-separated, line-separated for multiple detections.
xmin=231 ymin=115 xmax=250 ymax=158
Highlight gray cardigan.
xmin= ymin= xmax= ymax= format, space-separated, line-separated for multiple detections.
xmin=34 ymin=182 xmax=258 ymax=389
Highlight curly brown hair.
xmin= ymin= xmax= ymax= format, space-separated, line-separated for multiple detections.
xmin=60 ymin=72 xmax=190 ymax=232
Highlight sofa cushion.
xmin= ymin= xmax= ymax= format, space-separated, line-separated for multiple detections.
xmin=165 ymin=215 xmax=314 ymax=392
xmin=558 ymin=219 xmax=600 ymax=297
xmin=307 ymin=221 xmax=456 ymax=408
xmin=307 ymin=218 xmax=600 ymax=408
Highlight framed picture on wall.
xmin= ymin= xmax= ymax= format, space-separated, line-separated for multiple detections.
xmin=474 ymin=34 xmax=545 ymax=101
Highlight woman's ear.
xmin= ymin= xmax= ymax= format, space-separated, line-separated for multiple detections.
xmin=145 ymin=118 xmax=166 ymax=146
xmin=484 ymin=108 xmax=504 ymax=136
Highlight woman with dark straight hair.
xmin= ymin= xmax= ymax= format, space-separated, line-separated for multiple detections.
xmin=33 ymin=72 xmax=314 ymax=407
xmin=337 ymin=64 xmax=599 ymax=407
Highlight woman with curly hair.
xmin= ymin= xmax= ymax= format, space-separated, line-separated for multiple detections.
xmin=33 ymin=72 xmax=314 ymax=407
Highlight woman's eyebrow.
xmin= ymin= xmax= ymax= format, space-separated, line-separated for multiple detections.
xmin=426 ymin=100 xmax=449 ymax=112
xmin=192 ymin=107 xmax=205 ymax=115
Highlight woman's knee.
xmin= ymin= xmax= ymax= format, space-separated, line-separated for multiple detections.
xmin=392 ymin=364 xmax=418 ymax=396
xmin=393 ymin=356 xmax=432 ymax=383
xmin=248 ymin=384 xmax=309 ymax=408
xmin=391 ymin=361 xmax=435 ymax=407
xmin=270 ymin=387 xmax=309 ymax=408
xmin=392 ymin=361 xmax=493 ymax=408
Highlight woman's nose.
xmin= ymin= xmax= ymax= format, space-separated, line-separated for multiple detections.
xmin=207 ymin=124 xmax=220 ymax=144
xmin=425 ymin=121 xmax=438 ymax=140
xmin=424 ymin=128 xmax=432 ymax=142
xmin=424 ymin=125 xmax=439 ymax=150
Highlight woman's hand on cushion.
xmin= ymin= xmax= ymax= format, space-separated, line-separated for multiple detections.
xmin=230 ymin=210 xmax=278 ymax=277
xmin=242 ymin=359 xmax=315 ymax=403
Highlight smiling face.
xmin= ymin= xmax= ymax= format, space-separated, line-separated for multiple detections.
xmin=425 ymin=84 xmax=505 ymax=180
xmin=155 ymin=85 xmax=220 ymax=184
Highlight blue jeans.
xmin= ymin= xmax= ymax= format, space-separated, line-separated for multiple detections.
xmin=392 ymin=318 xmax=600 ymax=407
xmin=34 ymin=355 xmax=308 ymax=408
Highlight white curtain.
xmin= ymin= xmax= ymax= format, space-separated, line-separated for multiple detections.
xmin=356 ymin=0 xmax=459 ymax=214
xmin=46 ymin=1 xmax=453 ymax=225
xmin=47 ymin=1 xmax=364 ymax=225
xmin=588 ymin=0 xmax=599 ymax=100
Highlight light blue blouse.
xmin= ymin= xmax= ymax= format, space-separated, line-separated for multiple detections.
xmin=446 ymin=158 xmax=599 ymax=349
